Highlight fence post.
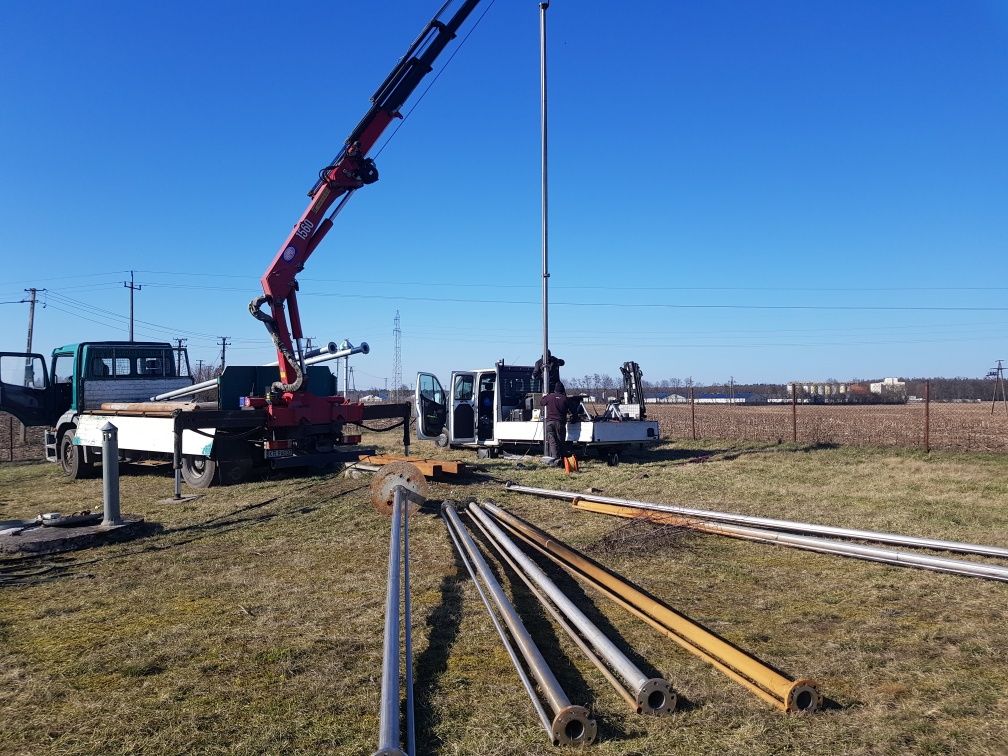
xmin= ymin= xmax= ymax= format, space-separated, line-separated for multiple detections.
xmin=791 ymin=383 xmax=798 ymax=444
xmin=7 ymin=416 xmax=12 ymax=462
xmin=690 ymin=386 xmax=697 ymax=441
xmin=101 ymin=422 xmax=123 ymax=527
xmin=924 ymin=380 xmax=930 ymax=454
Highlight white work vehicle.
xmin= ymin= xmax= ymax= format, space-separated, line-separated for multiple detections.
xmin=415 ymin=360 xmax=660 ymax=464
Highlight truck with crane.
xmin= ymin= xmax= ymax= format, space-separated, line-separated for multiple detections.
xmin=0 ymin=1 xmax=487 ymax=486
xmin=415 ymin=360 xmax=660 ymax=464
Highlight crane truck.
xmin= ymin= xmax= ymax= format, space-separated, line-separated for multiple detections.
xmin=0 ymin=1 xmax=486 ymax=487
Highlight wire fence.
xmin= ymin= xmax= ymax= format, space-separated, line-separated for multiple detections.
xmin=0 ymin=414 xmax=46 ymax=463
xmin=647 ymin=390 xmax=1008 ymax=453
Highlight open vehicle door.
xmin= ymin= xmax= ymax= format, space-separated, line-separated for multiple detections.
xmin=0 ymin=353 xmax=58 ymax=428
xmin=449 ymin=372 xmax=476 ymax=444
xmin=415 ymin=372 xmax=447 ymax=440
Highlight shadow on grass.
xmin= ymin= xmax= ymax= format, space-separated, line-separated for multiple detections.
xmin=412 ymin=533 xmax=466 ymax=754
xmin=0 ymin=481 xmax=367 ymax=588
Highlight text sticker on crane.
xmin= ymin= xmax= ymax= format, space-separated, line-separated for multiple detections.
xmin=282 ymin=246 xmax=297 ymax=262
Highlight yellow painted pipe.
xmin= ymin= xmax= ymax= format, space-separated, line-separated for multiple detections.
xmin=482 ymin=500 xmax=822 ymax=714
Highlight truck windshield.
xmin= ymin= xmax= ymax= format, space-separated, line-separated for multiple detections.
xmin=85 ymin=347 xmax=178 ymax=379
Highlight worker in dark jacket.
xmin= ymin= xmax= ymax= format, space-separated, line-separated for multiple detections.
xmin=540 ymin=381 xmax=570 ymax=464
xmin=533 ymin=350 xmax=565 ymax=391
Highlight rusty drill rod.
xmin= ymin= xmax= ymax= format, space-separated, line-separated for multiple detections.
xmin=466 ymin=507 xmax=639 ymax=712
xmin=442 ymin=504 xmax=596 ymax=747
xmin=503 ymin=483 xmax=1008 ymax=559
xmin=480 ymin=501 xmax=821 ymax=713
xmin=469 ymin=503 xmax=676 ymax=716
xmin=576 ymin=500 xmax=1008 ymax=584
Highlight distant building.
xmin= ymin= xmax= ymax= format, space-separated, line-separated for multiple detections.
xmin=696 ymin=392 xmax=766 ymax=405
xmin=870 ymin=377 xmax=907 ymax=401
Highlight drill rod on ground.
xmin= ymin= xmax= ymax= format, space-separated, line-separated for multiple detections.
xmin=374 ymin=487 xmax=411 ymax=756
xmin=503 ymin=483 xmax=1008 ymax=559
xmin=441 ymin=503 xmax=596 ymax=747
xmin=574 ymin=499 xmax=1008 ymax=583
xmin=479 ymin=501 xmax=821 ymax=713
xmin=468 ymin=503 xmax=676 ymax=716
xmin=466 ymin=507 xmax=639 ymax=711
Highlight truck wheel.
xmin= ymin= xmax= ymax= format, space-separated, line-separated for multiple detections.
xmin=181 ymin=455 xmax=217 ymax=489
xmin=60 ymin=430 xmax=94 ymax=480
xmin=607 ymin=451 xmax=620 ymax=467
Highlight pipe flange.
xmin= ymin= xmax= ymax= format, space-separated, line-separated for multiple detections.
xmin=785 ymin=679 xmax=822 ymax=714
xmin=635 ymin=677 xmax=677 ymax=716
xmin=551 ymin=705 xmax=596 ymax=747
xmin=370 ymin=461 xmax=428 ymax=516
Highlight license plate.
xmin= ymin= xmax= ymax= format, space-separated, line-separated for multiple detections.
xmin=264 ymin=448 xmax=294 ymax=459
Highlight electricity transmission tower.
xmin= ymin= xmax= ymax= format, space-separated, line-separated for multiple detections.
xmin=392 ymin=310 xmax=402 ymax=402
xmin=988 ymin=359 xmax=1007 ymax=416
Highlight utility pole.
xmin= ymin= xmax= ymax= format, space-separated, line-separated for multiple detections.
xmin=195 ymin=359 xmax=205 ymax=381
xmin=123 ymin=270 xmax=142 ymax=342
xmin=989 ymin=360 xmax=1008 ymax=416
xmin=173 ymin=338 xmax=187 ymax=374
xmin=217 ymin=336 xmax=231 ymax=370
xmin=392 ymin=310 xmax=402 ymax=402
xmin=23 ymin=288 xmax=39 ymax=386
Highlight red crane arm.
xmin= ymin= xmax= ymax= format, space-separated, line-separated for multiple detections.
xmin=251 ymin=0 xmax=482 ymax=395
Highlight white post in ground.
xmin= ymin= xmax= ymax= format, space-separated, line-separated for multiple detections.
xmin=100 ymin=422 xmax=122 ymax=527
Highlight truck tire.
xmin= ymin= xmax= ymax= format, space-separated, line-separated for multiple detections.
xmin=60 ymin=430 xmax=94 ymax=480
xmin=181 ymin=455 xmax=217 ymax=489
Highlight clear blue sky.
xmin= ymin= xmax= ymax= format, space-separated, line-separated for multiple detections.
xmin=2 ymin=1 xmax=1006 ymax=388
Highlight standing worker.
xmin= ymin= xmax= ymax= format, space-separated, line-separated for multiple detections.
xmin=533 ymin=350 xmax=565 ymax=390
xmin=540 ymin=381 xmax=570 ymax=466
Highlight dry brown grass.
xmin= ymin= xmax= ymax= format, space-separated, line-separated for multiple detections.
xmin=2 ymin=437 xmax=1008 ymax=755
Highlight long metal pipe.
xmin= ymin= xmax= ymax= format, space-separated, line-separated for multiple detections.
xmin=575 ymin=499 xmax=1008 ymax=583
xmin=442 ymin=504 xmax=595 ymax=747
xmin=374 ymin=489 xmax=407 ymax=756
xmin=503 ymin=483 xmax=1008 ymax=559
xmin=539 ymin=0 xmax=551 ymax=396
xmin=402 ymin=492 xmax=415 ymax=756
xmin=150 ymin=342 xmax=370 ymax=401
xmin=466 ymin=506 xmax=639 ymax=712
xmin=480 ymin=501 xmax=821 ymax=713
xmin=468 ymin=503 xmax=676 ymax=716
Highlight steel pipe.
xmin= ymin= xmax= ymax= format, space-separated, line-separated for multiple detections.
xmin=467 ymin=507 xmax=639 ymax=712
xmin=469 ymin=503 xmax=676 ymax=717
xmin=503 ymin=483 xmax=1008 ymax=559
xmin=574 ymin=500 xmax=1008 ymax=584
xmin=150 ymin=342 xmax=370 ymax=401
xmin=479 ymin=501 xmax=821 ymax=713
xmin=374 ymin=488 xmax=408 ymax=756
xmin=442 ymin=504 xmax=595 ymax=747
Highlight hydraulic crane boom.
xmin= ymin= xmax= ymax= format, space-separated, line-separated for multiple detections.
xmin=250 ymin=0 xmax=481 ymax=410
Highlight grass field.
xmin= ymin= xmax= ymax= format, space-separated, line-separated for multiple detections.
xmin=2 ymin=437 xmax=1008 ymax=755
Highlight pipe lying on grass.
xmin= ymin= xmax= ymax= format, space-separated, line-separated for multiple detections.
xmin=503 ymin=483 xmax=1008 ymax=559
xmin=479 ymin=500 xmax=821 ymax=714
xmin=468 ymin=503 xmax=677 ymax=717
xmin=442 ymin=503 xmax=596 ymax=748
xmin=575 ymin=499 xmax=1008 ymax=584
xmin=374 ymin=486 xmax=412 ymax=756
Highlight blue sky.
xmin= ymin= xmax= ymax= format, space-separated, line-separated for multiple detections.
xmin=1 ymin=0 xmax=1006 ymax=388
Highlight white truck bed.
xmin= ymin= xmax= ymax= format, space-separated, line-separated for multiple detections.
xmin=472 ymin=418 xmax=660 ymax=447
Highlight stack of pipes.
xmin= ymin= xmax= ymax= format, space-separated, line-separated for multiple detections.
xmin=441 ymin=503 xmax=596 ymax=747
xmin=504 ymin=484 xmax=1008 ymax=583
xmin=478 ymin=500 xmax=822 ymax=714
